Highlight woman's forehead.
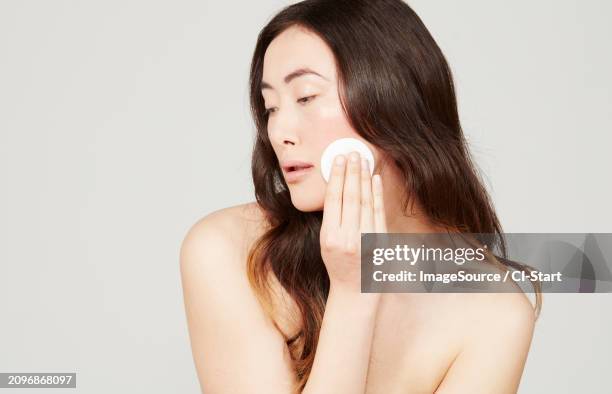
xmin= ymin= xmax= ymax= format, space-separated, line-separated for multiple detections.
xmin=263 ymin=26 xmax=336 ymax=84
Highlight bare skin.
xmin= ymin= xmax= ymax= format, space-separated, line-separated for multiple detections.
xmin=181 ymin=199 xmax=536 ymax=393
xmin=180 ymin=24 xmax=536 ymax=393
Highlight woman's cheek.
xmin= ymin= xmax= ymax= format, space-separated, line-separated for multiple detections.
xmin=311 ymin=101 xmax=360 ymax=146
xmin=310 ymin=104 xmax=381 ymax=175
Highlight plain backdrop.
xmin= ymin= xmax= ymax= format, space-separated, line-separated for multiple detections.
xmin=0 ymin=1 xmax=610 ymax=393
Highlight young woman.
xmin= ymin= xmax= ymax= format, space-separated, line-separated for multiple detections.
xmin=180 ymin=1 xmax=542 ymax=393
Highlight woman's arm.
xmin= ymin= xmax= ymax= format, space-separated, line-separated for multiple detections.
xmin=301 ymin=152 xmax=386 ymax=393
xmin=301 ymin=287 xmax=381 ymax=394
xmin=180 ymin=213 xmax=381 ymax=394
xmin=180 ymin=213 xmax=298 ymax=393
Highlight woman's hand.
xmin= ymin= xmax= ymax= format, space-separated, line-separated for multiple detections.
xmin=320 ymin=151 xmax=388 ymax=294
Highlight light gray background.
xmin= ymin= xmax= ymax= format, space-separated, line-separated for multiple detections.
xmin=0 ymin=1 xmax=610 ymax=393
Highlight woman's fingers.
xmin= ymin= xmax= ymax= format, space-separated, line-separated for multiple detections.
xmin=322 ymin=151 xmax=382 ymax=234
xmin=341 ymin=152 xmax=361 ymax=233
xmin=360 ymin=158 xmax=374 ymax=233
xmin=372 ymin=174 xmax=387 ymax=233
xmin=322 ymin=154 xmax=346 ymax=230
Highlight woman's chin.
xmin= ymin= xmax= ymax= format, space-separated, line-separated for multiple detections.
xmin=289 ymin=190 xmax=324 ymax=212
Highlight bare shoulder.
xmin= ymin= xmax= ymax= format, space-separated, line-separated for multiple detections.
xmin=183 ymin=201 xmax=268 ymax=239
xmin=179 ymin=202 xmax=297 ymax=392
xmin=180 ymin=201 xmax=270 ymax=269
xmin=445 ymin=257 xmax=538 ymax=335
xmin=434 ymin=291 xmax=537 ymax=393
xmin=453 ymin=291 xmax=536 ymax=335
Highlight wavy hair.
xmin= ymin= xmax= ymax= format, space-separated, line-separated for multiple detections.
xmin=245 ymin=0 xmax=542 ymax=391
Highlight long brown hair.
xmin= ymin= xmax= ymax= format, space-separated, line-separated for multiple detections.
xmin=246 ymin=0 xmax=542 ymax=391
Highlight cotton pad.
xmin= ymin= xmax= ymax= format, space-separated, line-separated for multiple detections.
xmin=320 ymin=137 xmax=375 ymax=182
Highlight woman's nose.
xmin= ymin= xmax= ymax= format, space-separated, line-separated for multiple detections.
xmin=275 ymin=134 xmax=297 ymax=146
xmin=268 ymin=112 xmax=301 ymax=146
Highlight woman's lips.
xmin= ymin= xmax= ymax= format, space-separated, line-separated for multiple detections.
xmin=283 ymin=165 xmax=314 ymax=183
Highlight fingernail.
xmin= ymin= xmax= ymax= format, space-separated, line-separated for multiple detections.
xmin=362 ymin=158 xmax=368 ymax=169
xmin=335 ymin=155 xmax=345 ymax=165
xmin=350 ymin=152 xmax=359 ymax=162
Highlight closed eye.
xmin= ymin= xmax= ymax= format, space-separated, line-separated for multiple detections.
xmin=264 ymin=95 xmax=317 ymax=116
xmin=297 ymin=95 xmax=316 ymax=104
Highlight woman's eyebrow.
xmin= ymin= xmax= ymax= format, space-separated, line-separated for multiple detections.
xmin=261 ymin=68 xmax=328 ymax=91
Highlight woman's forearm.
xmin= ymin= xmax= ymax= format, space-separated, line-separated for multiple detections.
xmin=301 ymin=286 xmax=381 ymax=394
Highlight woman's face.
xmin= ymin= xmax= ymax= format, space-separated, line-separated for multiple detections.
xmin=262 ymin=25 xmax=380 ymax=212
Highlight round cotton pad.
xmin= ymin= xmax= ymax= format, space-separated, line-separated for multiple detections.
xmin=320 ymin=138 xmax=375 ymax=182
